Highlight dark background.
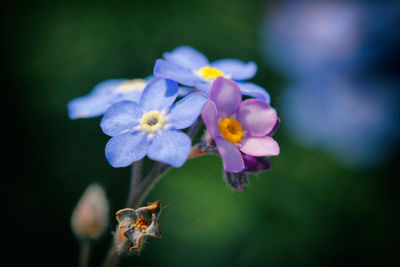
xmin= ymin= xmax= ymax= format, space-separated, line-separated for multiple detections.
xmin=3 ymin=0 xmax=400 ymax=266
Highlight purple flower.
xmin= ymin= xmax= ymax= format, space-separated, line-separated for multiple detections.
xmin=201 ymin=77 xmax=280 ymax=173
xmin=153 ymin=46 xmax=270 ymax=102
xmin=101 ymin=78 xmax=208 ymax=168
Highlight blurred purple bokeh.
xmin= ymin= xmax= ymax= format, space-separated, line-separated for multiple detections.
xmin=261 ymin=0 xmax=400 ymax=168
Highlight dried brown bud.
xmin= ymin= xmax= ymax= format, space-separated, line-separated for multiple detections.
xmin=114 ymin=200 xmax=162 ymax=253
xmin=71 ymin=183 xmax=109 ymax=240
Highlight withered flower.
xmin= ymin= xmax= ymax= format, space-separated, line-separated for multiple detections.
xmin=114 ymin=200 xmax=162 ymax=253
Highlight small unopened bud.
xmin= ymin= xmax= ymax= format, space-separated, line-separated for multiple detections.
xmin=71 ymin=183 xmax=109 ymax=241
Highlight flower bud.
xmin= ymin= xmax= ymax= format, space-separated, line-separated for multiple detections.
xmin=71 ymin=183 xmax=109 ymax=241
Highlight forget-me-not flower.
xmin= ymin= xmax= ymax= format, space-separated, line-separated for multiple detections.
xmin=201 ymin=77 xmax=279 ymax=173
xmin=68 ymin=78 xmax=150 ymax=119
xmin=153 ymin=46 xmax=270 ymax=102
xmin=101 ymin=78 xmax=208 ymax=168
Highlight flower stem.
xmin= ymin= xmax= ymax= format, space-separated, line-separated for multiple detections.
xmin=103 ymin=246 xmax=119 ymax=267
xmin=187 ymin=117 xmax=203 ymax=140
xmin=78 ymin=241 xmax=90 ymax=267
xmin=128 ymin=161 xmax=169 ymax=208
xmin=103 ymin=162 xmax=170 ymax=267
xmin=126 ymin=160 xmax=143 ymax=207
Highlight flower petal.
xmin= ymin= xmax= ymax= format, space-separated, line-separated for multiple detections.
xmin=239 ymin=136 xmax=280 ymax=157
xmin=147 ymin=130 xmax=191 ymax=167
xmin=67 ymin=79 xmax=126 ymax=119
xmin=242 ymin=154 xmax=271 ymax=174
xmin=167 ymin=92 xmax=208 ymax=129
xmin=68 ymin=94 xmax=111 ymax=119
xmin=201 ymin=101 xmax=219 ymax=138
xmin=111 ymin=90 xmax=144 ymax=105
xmin=153 ymin=59 xmax=202 ymax=87
xmin=140 ymin=78 xmax=178 ymax=112
xmin=101 ymin=101 xmax=143 ymax=136
xmin=163 ymin=46 xmax=209 ymax=70
xmin=236 ymin=82 xmax=271 ymax=103
xmin=209 ymin=77 xmax=242 ymax=117
xmin=237 ymin=99 xmax=277 ymax=137
xmin=211 ymin=59 xmax=257 ymax=80
xmin=215 ymin=137 xmax=245 ymax=173
xmin=105 ymin=131 xmax=148 ymax=168
xmin=267 ymin=117 xmax=280 ymax=137
xmin=143 ymin=214 xmax=162 ymax=238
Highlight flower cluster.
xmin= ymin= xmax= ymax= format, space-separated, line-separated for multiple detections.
xmin=68 ymin=46 xmax=280 ymax=181
xmin=69 ymin=46 xmax=281 ymax=262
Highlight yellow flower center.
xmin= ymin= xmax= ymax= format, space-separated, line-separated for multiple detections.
xmin=196 ymin=66 xmax=226 ymax=81
xmin=139 ymin=111 xmax=166 ymax=133
xmin=218 ymin=118 xmax=243 ymax=144
xmin=133 ymin=216 xmax=149 ymax=231
xmin=118 ymin=79 xmax=147 ymax=93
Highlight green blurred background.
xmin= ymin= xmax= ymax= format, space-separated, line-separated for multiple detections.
xmin=4 ymin=0 xmax=399 ymax=266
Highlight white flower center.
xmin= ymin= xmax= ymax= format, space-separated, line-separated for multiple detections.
xmin=139 ymin=111 xmax=166 ymax=133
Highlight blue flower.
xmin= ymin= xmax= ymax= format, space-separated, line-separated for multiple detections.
xmin=68 ymin=78 xmax=151 ymax=119
xmin=153 ymin=46 xmax=270 ymax=103
xmin=101 ymin=78 xmax=208 ymax=168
